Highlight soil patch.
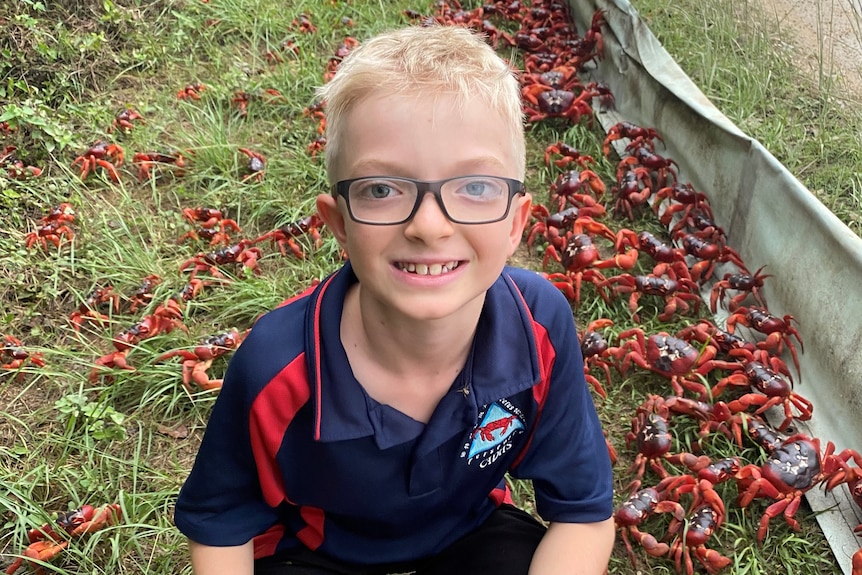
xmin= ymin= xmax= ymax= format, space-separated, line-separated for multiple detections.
xmin=755 ymin=0 xmax=862 ymax=99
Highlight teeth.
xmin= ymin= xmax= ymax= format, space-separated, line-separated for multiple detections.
xmin=398 ymin=261 xmax=459 ymax=276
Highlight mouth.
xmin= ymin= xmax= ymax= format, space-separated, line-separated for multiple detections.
xmin=395 ymin=260 xmax=461 ymax=276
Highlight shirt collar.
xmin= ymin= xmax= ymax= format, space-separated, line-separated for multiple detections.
xmin=307 ymin=263 xmax=541 ymax=445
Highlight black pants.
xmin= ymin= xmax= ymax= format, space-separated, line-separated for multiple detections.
xmin=254 ymin=505 xmax=547 ymax=575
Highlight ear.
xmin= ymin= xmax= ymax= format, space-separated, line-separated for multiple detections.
xmin=316 ymin=193 xmax=349 ymax=253
xmin=506 ymin=192 xmax=532 ymax=257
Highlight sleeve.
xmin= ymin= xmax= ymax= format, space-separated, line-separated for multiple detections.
xmin=173 ymin=339 xmax=282 ymax=546
xmin=509 ymin=289 xmax=614 ymax=524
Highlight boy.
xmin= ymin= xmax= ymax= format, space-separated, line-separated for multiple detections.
xmin=175 ymin=25 xmax=615 ymax=575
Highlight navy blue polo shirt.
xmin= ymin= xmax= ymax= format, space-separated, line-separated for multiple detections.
xmin=174 ymin=262 xmax=613 ymax=564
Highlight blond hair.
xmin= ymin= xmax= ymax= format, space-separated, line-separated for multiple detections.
xmin=317 ymin=25 xmax=525 ymax=183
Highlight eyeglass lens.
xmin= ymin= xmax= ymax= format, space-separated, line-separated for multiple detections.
xmin=343 ymin=176 xmax=521 ymax=224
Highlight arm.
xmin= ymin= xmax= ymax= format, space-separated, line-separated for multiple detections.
xmin=189 ymin=539 xmax=254 ymax=575
xmin=528 ymin=519 xmax=615 ymax=575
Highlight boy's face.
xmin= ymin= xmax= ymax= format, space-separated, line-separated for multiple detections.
xmin=317 ymin=93 xmax=531 ymax=322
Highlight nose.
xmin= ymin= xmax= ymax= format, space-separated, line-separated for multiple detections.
xmin=403 ymin=192 xmax=454 ymax=242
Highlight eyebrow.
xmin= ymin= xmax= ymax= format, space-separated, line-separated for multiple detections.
xmin=348 ymin=156 xmax=509 ymax=177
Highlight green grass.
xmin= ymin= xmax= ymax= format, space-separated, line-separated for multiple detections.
xmin=0 ymin=0 xmax=855 ymax=573
xmin=630 ymin=0 xmax=862 ymax=235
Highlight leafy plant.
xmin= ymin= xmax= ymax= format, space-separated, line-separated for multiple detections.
xmin=55 ymin=393 xmax=128 ymax=442
xmin=0 ymin=101 xmax=75 ymax=154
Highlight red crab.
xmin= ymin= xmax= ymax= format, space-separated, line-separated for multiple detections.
xmin=126 ymin=274 xmax=163 ymax=313
xmin=72 ymin=141 xmax=124 ymax=182
xmin=585 ymin=80 xmax=615 ymax=111
xmin=676 ymin=319 xmax=770 ymax=369
xmin=599 ymin=272 xmax=701 ymax=323
xmin=709 ymin=265 xmax=772 ymax=312
xmin=543 ymin=141 xmax=595 ymax=169
xmin=108 ymin=107 xmax=144 ymax=133
xmin=612 ymin=166 xmax=654 ymax=221
xmin=230 ymin=88 xmax=285 ymax=117
xmin=177 ymin=83 xmax=206 ymax=100
xmin=725 ymin=306 xmax=803 ymax=379
xmin=24 ymin=203 xmax=77 ymax=251
xmin=180 ymin=240 xmax=263 ymax=280
xmin=667 ymin=504 xmax=731 ymax=575
xmin=238 ymin=147 xmax=266 ymax=182
xmin=1 ymin=146 xmax=42 ymax=178
xmin=323 ymin=37 xmax=361 ymax=82
xmin=549 ymin=169 xmax=605 ymax=212
xmin=614 ymin=475 xmax=691 ymax=567
xmin=541 ymin=219 xmax=639 ymax=303
xmin=290 ymin=13 xmax=317 ymax=34
xmin=307 ymin=136 xmax=327 ymax=159
xmin=178 ymin=207 xmax=241 ymax=246
xmin=157 ymin=278 xmax=209 ymax=321
xmin=568 ymin=9 xmax=606 ymax=67
xmin=263 ymin=38 xmax=299 ymax=65
xmin=653 ymin=182 xmax=713 ymax=226
xmin=156 ymin=328 xmax=249 ymax=392
xmin=4 ymin=503 xmax=121 ymax=575
xmin=736 ymin=433 xmax=862 ymax=542
xmin=579 ymin=318 xmax=615 ymax=398
xmin=522 ymin=85 xmax=594 ymax=126
xmin=526 ymin=206 xmax=581 ymax=252
xmin=89 ymin=308 xmax=187 ymax=382
xmin=254 ymin=214 xmax=324 ymax=258
xmin=522 ymin=66 xmax=582 ymax=93
xmin=132 ymin=151 xmax=188 ymax=180
xmin=624 ymin=395 xmax=713 ymax=491
xmin=671 ymin=206 xmax=728 ymax=245
xmin=602 ymin=121 xmax=664 ymax=157
xmin=24 ymin=221 xmax=75 ymax=251
xmin=636 ymin=230 xmax=684 ymax=263
xmin=621 ymin=145 xmax=679 ymax=188
xmin=303 ymin=99 xmax=327 ymax=134
xmin=712 ymin=360 xmax=812 ymax=432
xmin=69 ymin=284 xmax=121 ymax=331
xmin=609 ymin=328 xmax=741 ymax=399
xmin=2 ymin=335 xmax=46 ymax=371
xmin=675 ymin=232 xmax=748 ymax=285
xmin=637 ymin=230 xmax=692 ymax=282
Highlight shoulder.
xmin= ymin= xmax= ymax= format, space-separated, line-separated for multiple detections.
xmin=223 ymin=284 xmax=318 ymax=397
xmin=499 ymin=266 xmax=574 ymax=330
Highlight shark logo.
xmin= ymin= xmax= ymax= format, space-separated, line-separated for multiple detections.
xmin=467 ymin=401 xmax=525 ymax=460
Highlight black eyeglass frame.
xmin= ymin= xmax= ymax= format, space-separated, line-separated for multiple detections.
xmin=333 ymin=175 xmax=527 ymax=225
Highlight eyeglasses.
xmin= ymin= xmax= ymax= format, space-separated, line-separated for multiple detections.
xmin=333 ymin=175 xmax=526 ymax=225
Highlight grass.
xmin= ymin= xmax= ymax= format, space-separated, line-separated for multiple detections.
xmin=0 ymin=0 xmax=857 ymax=574
xmin=629 ymin=0 xmax=862 ymax=236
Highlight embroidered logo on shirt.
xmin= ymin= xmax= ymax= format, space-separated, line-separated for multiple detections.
xmin=462 ymin=400 xmax=525 ymax=466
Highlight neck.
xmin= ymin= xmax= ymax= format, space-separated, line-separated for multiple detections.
xmin=343 ymin=284 xmax=483 ymax=378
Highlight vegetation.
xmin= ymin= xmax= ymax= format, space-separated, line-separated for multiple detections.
xmin=630 ymin=0 xmax=862 ymax=235
xmin=0 ymin=0 xmax=855 ymax=574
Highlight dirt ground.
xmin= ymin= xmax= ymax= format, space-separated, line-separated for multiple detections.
xmin=756 ymin=0 xmax=862 ymax=97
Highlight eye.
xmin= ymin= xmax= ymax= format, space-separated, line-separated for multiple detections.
xmin=464 ymin=181 xmax=488 ymax=196
xmin=455 ymin=178 xmax=505 ymax=200
xmin=353 ymin=180 xmax=404 ymax=200
xmin=369 ymin=184 xmax=394 ymax=199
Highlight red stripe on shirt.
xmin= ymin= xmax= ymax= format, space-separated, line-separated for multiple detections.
xmin=505 ymin=277 xmax=556 ymax=468
xmin=296 ymin=505 xmax=326 ymax=550
xmin=249 ymin=354 xmax=311 ymax=507
xmin=489 ymin=484 xmax=513 ymax=506
xmin=310 ymin=272 xmax=340 ymax=441
xmin=253 ymin=523 xmax=285 ymax=559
